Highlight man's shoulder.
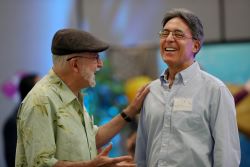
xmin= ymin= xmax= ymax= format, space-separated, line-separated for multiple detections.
xmin=21 ymin=77 xmax=60 ymax=108
xmin=147 ymin=78 xmax=162 ymax=92
xmin=150 ymin=78 xmax=161 ymax=86
xmin=200 ymin=70 xmax=225 ymax=88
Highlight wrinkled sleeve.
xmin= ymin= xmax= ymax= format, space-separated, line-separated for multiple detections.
xmin=135 ymin=106 xmax=147 ymax=167
xmin=210 ymin=86 xmax=241 ymax=167
xmin=16 ymin=96 xmax=58 ymax=167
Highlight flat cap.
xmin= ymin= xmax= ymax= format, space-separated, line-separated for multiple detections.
xmin=51 ymin=28 xmax=109 ymax=55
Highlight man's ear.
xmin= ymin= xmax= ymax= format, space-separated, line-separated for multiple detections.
xmin=68 ymin=59 xmax=80 ymax=73
xmin=192 ymin=40 xmax=201 ymax=54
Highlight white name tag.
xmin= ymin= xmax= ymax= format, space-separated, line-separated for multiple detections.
xmin=173 ymin=98 xmax=192 ymax=111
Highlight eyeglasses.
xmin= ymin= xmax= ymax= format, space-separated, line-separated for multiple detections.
xmin=159 ymin=29 xmax=193 ymax=40
xmin=66 ymin=54 xmax=101 ymax=62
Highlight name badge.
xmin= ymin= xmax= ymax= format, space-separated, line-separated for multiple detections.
xmin=173 ymin=98 xmax=192 ymax=111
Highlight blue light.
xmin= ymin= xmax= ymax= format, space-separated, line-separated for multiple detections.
xmin=108 ymin=106 xmax=119 ymax=117
xmin=112 ymin=1 xmax=129 ymax=35
xmin=36 ymin=0 xmax=74 ymax=76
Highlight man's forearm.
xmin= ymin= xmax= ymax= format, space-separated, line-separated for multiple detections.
xmin=95 ymin=84 xmax=149 ymax=148
xmin=95 ymin=107 xmax=134 ymax=148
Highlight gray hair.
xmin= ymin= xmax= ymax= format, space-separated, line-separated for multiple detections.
xmin=52 ymin=54 xmax=70 ymax=68
xmin=161 ymin=8 xmax=204 ymax=45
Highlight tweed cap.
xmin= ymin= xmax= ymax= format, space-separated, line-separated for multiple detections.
xmin=51 ymin=28 xmax=109 ymax=55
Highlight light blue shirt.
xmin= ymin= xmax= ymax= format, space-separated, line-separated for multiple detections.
xmin=135 ymin=62 xmax=241 ymax=167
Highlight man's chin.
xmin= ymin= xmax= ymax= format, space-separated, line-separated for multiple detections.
xmin=89 ymin=84 xmax=96 ymax=88
xmin=89 ymin=80 xmax=96 ymax=87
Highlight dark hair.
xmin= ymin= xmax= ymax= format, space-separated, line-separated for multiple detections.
xmin=19 ymin=74 xmax=38 ymax=100
xmin=161 ymin=8 xmax=204 ymax=45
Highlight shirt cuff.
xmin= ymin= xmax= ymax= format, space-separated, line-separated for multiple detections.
xmin=45 ymin=157 xmax=58 ymax=167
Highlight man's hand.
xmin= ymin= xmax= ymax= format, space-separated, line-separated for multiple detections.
xmin=54 ymin=144 xmax=135 ymax=167
xmin=92 ymin=144 xmax=136 ymax=167
xmin=124 ymin=83 xmax=150 ymax=116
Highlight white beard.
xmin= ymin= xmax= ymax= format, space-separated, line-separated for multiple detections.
xmin=80 ymin=67 xmax=96 ymax=87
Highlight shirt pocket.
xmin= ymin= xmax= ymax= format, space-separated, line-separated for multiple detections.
xmin=172 ymin=111 xmax=203 ymax=132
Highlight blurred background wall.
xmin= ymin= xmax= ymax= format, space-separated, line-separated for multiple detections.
xmin=0 ymin=1 xmax=77 ymax=166
xmin=0 ymin=0 xmax=250 ymax=166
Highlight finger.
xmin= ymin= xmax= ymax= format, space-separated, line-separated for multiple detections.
xmin=141 ymin=85 xmax=150 ymax=96
xmin=116 ymin=162 xmax=136 ymax=167
xmin=136 ymin=85 xmax=150 ymax=99
xmin=137 ymin=83 xmax=150 ymax=94
xmin=99 ymin=143 xmax=112 ymax=156
xmin=116 ymin=160 xmax=136 ymax=167
xmin=110 ymin=155 xmax=133 ymax=164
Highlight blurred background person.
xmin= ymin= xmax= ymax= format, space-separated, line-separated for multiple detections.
xmin=232 ymin=80 xmax=250 ymax=167
xmin=3 ymin=73 xmax=40 ymax=167
xmin=125 ymin=118 xmax=138 ymax=159
xmin=234 ymin=80 xmax=250 ymax=105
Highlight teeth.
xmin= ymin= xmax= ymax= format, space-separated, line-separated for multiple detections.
xmin=165 ymin=47 xmax=176 ymax=51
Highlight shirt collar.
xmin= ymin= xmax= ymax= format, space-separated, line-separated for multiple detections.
xmin=160 ymin=61 xmax=200 ymax=86
xmin=48 ymin=69 xmax=80 ymax=105
xmin=160 ymin=69 xmax=168 ymax=85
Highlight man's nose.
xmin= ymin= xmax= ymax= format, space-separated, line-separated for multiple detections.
xmin=165 ymin=32 xmax=175 ymax=41
xmin=97 ymin=59 xmax=103 ymax=68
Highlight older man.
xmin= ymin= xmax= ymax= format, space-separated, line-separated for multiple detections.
xmin=15 ymin=28 xmax=149 ymax=167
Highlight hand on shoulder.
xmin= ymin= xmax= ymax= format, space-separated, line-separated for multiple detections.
xmin=125 ymin=83 xmax=150 ymax=117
